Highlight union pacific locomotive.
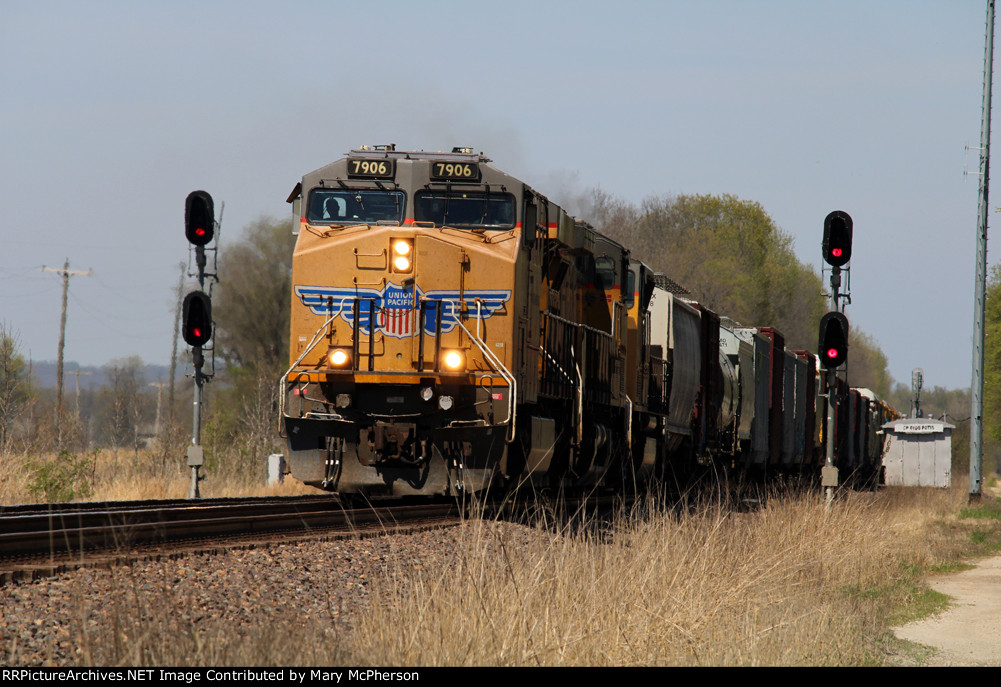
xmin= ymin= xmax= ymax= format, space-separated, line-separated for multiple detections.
xmin=280 ymin=145 xmax=895 ymax=496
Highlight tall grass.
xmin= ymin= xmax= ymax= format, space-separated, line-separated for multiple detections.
xmin=2 ymin=454 xmax=993 ymax=666
xmin=351 ymin=485 xmax=971 ymax=666
xmin=0 ymin=448 xmax=314 ymax=505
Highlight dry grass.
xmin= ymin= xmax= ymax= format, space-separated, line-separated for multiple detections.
xmin=0 ymin=448 xmax=316 ymax=505
xmin=1 ymin=450 xmax=994 ymax=666
xmin=350 ymin=483 xmax=973 ymax=666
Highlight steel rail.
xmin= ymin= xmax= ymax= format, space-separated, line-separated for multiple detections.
xmin=0 ymin=497 xmax=460 ymax=584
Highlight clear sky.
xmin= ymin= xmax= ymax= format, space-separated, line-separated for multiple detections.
xmin=0 ymin=0 xmax=994 ymax=391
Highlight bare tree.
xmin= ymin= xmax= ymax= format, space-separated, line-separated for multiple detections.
xmin=99 ymin=356 xmax=146 ymax=461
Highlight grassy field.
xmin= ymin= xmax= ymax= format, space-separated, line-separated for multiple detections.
xmin=352 ymin=482 xmax=999 ymax=666
xmin=2 ymin=449 xmax=1000 ymax=666
xmin=0 ymin=448 xmax=315 ymax=503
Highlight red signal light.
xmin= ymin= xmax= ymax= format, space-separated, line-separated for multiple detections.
xmin=818 ymin=312 xmax=849 ymax=369
xmin=822 ymin=211 xmax=852 ymax=267
xmin=185 ymin=191 xmax=215 ymax=247
xmin=182 ymin=290 xmax=213 ymax=347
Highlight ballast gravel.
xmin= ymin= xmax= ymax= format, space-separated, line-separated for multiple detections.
xmin=0 ymin=521 xmax=544 ymax=666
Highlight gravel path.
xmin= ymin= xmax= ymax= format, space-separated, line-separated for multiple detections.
xmin=893 ymin=553 xmax=1001 ymax=666
xmin=0 ymin=521 xmax=541 ymax=666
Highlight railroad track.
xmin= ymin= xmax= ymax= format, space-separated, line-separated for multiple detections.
xmin=0 ymin=495 xmax=462 ymax=584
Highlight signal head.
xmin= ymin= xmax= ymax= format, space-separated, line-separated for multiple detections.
xmin=818 ymin=311 xmax=849 ymax=369
xmin=185 ymin=190 xmax=215 ymax=247
xmin=182 ymin=290 xmax=213 ymax=347
xmin=822 ymin=210 xmax=853 ymax=267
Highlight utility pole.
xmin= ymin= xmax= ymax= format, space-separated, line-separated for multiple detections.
xmin=41 ymin=259 xmax=92 ymax=447
xmin=971 ymin=0 xmax=994 ymax=505
xmin=168 ymin=262 xmax=185 ymax=431
xmin=149 ymin=381 xmax=168 ymax=436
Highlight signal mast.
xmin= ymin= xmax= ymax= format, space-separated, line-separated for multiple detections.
xmin=182 ymin=190 xmax=218 ymax=498
xmin=819 ymin=210 xmax=852 ymax=507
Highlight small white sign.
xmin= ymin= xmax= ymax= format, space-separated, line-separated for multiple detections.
xmin=895 ymin=422 xmax=943 ymax=434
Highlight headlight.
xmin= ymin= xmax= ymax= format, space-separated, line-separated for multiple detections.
xmin=441 ymin=349 xmax=465 ymax=371
xmin=327 ymin=348 xmax=351 ymax=368
xmin=391 ymin=239 xmax=413 ymax=273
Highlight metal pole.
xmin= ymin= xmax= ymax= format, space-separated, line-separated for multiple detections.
xmin=971 ymin=0 xmax=994 ymax=504
xmin=187 ymin=245 xmax=208 ymax=498
xmin=188 ymin=348 xmax=204 ymax=499
xmin=824 ymin=369 xmax=837 ymax=509
xmin=192 ymin=351 xmax=203 ymax=447
xmin=823 ymin=266 xmax=842 ymax=509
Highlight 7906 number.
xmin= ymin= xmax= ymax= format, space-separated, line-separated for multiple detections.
xmin=348 ymin=159 xmax=395 ymax=178
xmin=431 ymin=162 xmax=479 ymax=180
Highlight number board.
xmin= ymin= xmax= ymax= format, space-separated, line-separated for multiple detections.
xmin=430 ymin=161 xmax=480 ymax=181
xmin=347 ymin=158 xmax=396 ymax=179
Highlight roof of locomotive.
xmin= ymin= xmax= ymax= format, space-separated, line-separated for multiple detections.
xmin=292 ymin=145 xmax=533 ymax=198
xmin=346 ymin=145 xmax=491 ymax=163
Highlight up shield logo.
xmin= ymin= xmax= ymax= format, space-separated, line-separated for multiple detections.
xmin=294 ymin=282 xmax=511 ymax=338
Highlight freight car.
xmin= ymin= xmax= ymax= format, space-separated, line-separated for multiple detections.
xmin=279 ymin=146 xmax=892 ymax=496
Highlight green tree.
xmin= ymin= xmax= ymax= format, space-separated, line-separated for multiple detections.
xmin=593 ymin=192 xmax=828 ymax=351
xmin=0 ymin=323 xmax=32 ymax=454
xmin=847 ymin=332 xmax=892 ymax=398
xmin=982 ymin=264 xmax=1001 ymax=472
xmin=214 ymin=217 xmax=296 ymax=378
xmin=207 ymin=217 xmax=297 ymax=476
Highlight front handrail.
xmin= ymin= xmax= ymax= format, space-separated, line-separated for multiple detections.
xmin=278 ymin=313 xmax=338 ymax=431
xmin=450 ymin=299 xmax=517 ymax=443
xmin=279 ymin=298 xmax=518 ymax=443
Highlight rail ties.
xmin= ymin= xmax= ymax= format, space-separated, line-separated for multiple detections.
xmin=0 ymin=496 xmax=461 ymax=583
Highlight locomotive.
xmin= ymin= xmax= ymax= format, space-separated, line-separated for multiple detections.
xmin=279 ymin=145 xmax=894 ymax=496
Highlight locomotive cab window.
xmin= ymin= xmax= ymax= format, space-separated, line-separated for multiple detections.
xmin=595 ymin=256 xmax=616 ymax=291
xmin=414 ymin=191 xmax=516 ymax=230
xmin=307 ymin=189 xmax=405 ymax=226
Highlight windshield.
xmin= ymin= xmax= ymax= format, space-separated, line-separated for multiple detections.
xmin=307 ymin=189 xmax=405 ymax=225
xmin=415 ymin=191 xmax=516 ymax=230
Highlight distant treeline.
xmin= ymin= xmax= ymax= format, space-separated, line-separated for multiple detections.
xmin=17 ymin=361 xmax=181 ymax=391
